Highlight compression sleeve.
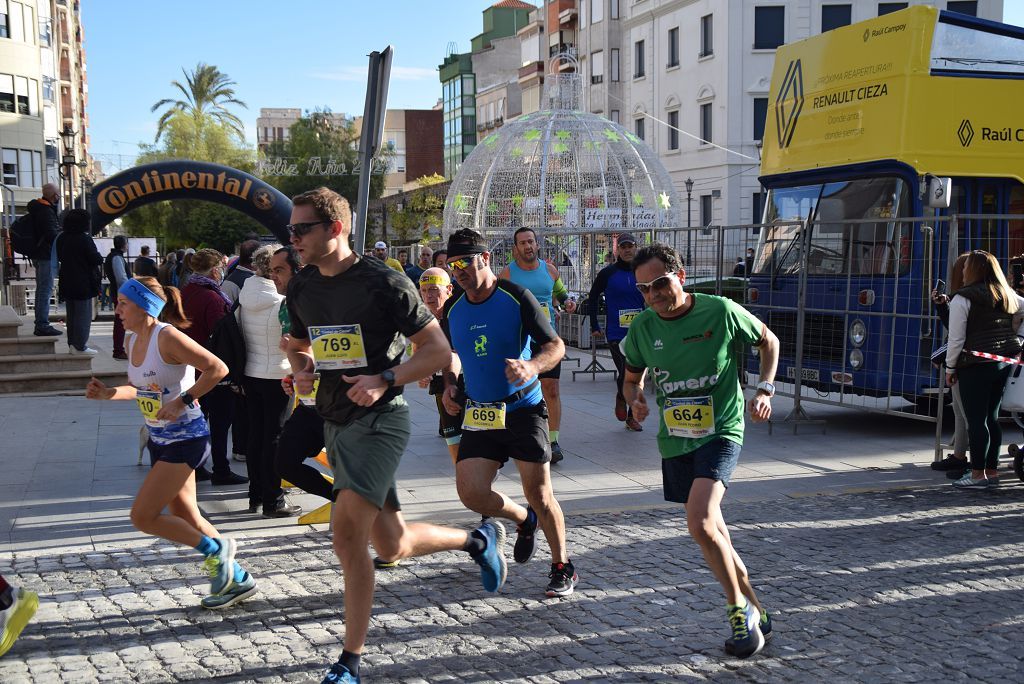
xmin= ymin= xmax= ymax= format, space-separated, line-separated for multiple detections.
xmin=552 ymin=277 xmax=569 ymax=304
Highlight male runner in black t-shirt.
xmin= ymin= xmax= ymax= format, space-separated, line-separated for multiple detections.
xmin=284 ymin=188 xmax=507 ymax=684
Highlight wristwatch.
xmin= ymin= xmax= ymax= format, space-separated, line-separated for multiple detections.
xmin=755 ymin=381 xmax=776 ymax=397
xmin=180 ymin=391 xmax=196 ymax=406
xmin=381 ymin=369 xmax=397 ymax=388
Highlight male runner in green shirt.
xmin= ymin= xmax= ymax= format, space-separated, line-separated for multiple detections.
xmin=621 ymin=243 xmax=780 ymax=659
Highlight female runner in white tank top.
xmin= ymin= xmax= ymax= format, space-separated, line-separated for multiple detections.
xmin=85 ymin=276 xmax=258 ymax=610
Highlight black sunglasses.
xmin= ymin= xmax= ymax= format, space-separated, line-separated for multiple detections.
xmin=286 ymin=220 xmax=331 ymax=237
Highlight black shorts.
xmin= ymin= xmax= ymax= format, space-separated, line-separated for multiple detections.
xmin=457 ymin=401 xmax=551 ymax=465
xmin=148 ymin=436 xmax=211 ymax=470
xmin=530 ymin=340 xmax=561 ymax=380
xmin=433 ymin=393 xmax=464 ymax=439
xmin=662 ymin=438 xmax=741 ymax=504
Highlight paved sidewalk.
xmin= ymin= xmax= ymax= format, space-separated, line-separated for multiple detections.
xmin=1 ymin=349 xmax=1022 ymax=681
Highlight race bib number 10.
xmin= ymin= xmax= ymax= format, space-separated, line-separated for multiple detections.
xmin=663 ymin=396 xmax=715 ymax=439
xmin=309 ymin=325 xmax=368 ymax=370
xmin=136 ymin=389 xmax=166 ymax=428
xmin=462 ymin=400 xmax=507 ymax=431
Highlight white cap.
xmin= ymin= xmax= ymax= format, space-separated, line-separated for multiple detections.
xmin=374 ymin=241 xmax=387 ymax=249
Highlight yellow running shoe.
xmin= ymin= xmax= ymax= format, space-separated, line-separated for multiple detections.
xmin=0 ymin=587 xmax=39 ymax=657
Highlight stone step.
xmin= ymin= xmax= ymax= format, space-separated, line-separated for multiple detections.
xmin=0 ymin=305 xmax=24 ymax=339
xmin=0 ymin=335 xmax=59 ymax=356
xmin=0 ymin=369 xmax=128 ymax=395
xmin=0 ymin=352 xmax=94 ymax=374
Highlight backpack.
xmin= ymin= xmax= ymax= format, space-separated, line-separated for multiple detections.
xmin=206 ymin=301 xmax=247 ymax=387
xmin=9 ymin=214 xmax=38 ymax=257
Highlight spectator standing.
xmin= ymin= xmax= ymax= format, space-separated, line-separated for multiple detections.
xmin=56 ymin=209 xmax=103 ymax=355
xmin=373 ymin=240 xmax=404 ymax=272
xmin=404 ymin=246 xmax=431 ymax=283
xmin=238 ymin=244 xmax=299 ymax=518
xmin=931 ymin=253 xmax=970 ymax=477
xmin=157 ymin=252 xmax=178 ymax=288
xmin=133 ymin=245 xmax=159 ymax=277
xmin=27 ymin=183 xmax=62 ymax=337
xmin=732 ymin=257 xmax=747 ymax=277
xmin=945 ymin=250 xmax=1024 ymax=489
xmin=104 ymin=236 xmax=130 ymax=359
xmin=180 ymin=248 xmax=249 ymax=486
xmin=221 ymin=240 xmax=260 ymax=305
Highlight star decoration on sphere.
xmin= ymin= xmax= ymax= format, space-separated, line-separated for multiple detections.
xmin=510 ymin=146 xmax=524 ymax=158
xmin=625 ymin=132 xmax=641 ymax=144
xmin=582 ymin=140 xmax=599 ymax=152
xmin=552 ymin=142 xmax=569 ymax=154
xmin=603 ymin=129 xmax=621 ymax=142
xmin=524 ymin=129 xmax=542 ymax=142
xmin=658 ymin=192 xmax=672 ymax=210
xmin=633 ymin=193 xmax=645 ymax=207
xmin=512 ymin=194 xmax=525 ymax=208
xmin=483 ymin=133 xmax=499 ymax=147
xmin=487 ymin=201 xmax=499 ymax=214
xmin=454 ymin=194 xmax=470 ymax=212
xmin=555 ymin=130 xmax=571 ymax=141
xmin=551 ymin=192 xmax=571 ymax=215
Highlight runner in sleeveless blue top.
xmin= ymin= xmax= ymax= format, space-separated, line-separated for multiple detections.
xmin=499 ymin=227 xmax=576 ymax=464
xmin=443 ymin=228 xmax=579 ymax=598
xmin=85 ymin=276 xmax=258 ymax=610
xmin=588 ymin=233 xmax=646 ymax=431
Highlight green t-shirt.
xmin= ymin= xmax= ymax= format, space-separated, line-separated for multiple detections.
xmin=279 ymin=300 xmax=291 ymax=336
xmin=622 ymin=292 xmax=764 ymax=458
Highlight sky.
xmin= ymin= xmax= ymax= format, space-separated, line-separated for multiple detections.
xmin=81 ymin=0 xmax=508 ymax=174
xmin=82 ymin=1 xmax=1024 ymax=176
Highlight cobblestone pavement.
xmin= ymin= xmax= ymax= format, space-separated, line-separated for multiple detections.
xmin=2 ymin=484 xmax=1023 ymax=683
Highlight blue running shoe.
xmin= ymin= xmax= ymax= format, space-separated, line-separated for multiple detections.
xmin=321 ymin=659 xmax=360 ymax=683
xmin=201 ymin=572 xmax=258 ymax=610
xmin=470 ymin=519 xmax=507 ymax=592
xmin=203 ymin=537 xmax=237 ymax=596
xmin=726 ymin=601 xmax=764 ymax=658
xmin=726 ymin=608 xmax=772 ymax=655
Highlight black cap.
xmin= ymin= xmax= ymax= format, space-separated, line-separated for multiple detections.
xmin=616 ymin=233 xmax=637 ymax=245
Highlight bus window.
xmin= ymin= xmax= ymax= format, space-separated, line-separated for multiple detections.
xmin=754 ymin=177 xmax=910 ymax=276
xmin=1011 ymin=185 xmax=1024 ymax=258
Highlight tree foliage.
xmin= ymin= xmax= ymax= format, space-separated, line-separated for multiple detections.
xmin=151 ymin=63 xmax=247 ymax=144
xmin=389 ymin=175 xmax=447 ymax=243
xmin=261 ymin=110 xmax=386 ymax=208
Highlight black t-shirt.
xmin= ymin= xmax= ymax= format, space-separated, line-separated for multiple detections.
xmin=288 ymin=258 xmax=435 ymax=425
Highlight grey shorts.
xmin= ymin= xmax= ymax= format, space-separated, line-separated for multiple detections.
xmin=323 ymin=398 xmax=409 ymax=510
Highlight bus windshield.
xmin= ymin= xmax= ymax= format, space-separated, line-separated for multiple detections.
xmin=754 ymin=177 xmax=911 ymax=276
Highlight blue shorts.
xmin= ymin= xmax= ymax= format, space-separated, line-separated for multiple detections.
xmin=148 ymin=436 xmax=211 ymax=470
xmin=662 ymin=438 xmax=741 ymax=504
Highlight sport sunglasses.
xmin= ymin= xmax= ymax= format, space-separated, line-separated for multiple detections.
xmin=286 ymin=220 xmax=331 ymax=237
xmin=635 ymin=272 xmax=679 ymax=294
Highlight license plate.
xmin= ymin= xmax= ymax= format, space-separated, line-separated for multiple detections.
xmin=785 ymin=367 xmax=819 ymax=382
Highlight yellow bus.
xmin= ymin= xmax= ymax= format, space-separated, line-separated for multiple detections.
xmin=750 ymin=5 xmax=1024 ymax=408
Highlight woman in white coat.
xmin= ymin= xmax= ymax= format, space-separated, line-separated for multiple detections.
xmin=238 ymin=244 xmax=301 ymax=517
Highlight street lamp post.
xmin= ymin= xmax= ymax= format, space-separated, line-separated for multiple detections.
xmin=685 ymin=177 xmax=694 ymax=268
xmin=59 ymin=125 xmax=77 ymax=210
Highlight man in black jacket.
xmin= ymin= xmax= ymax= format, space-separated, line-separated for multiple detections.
xmin=56 ymin=210 xmax=103 ymax=354
xmin=28 ymin=183 xmax=62 ymax=336
xmin=104 ymin=236 xmax=130 ymax=359
xmin=132 ymin=245 xmax=159 ymax=277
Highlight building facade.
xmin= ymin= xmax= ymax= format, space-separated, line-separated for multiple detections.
xmin=355 ymin=108 xmax=444 ymax=196
xmin=579 ymin=0 xmax=1002 ymax=249
xmin=255 ymin=108 xmax=301 ymax=151
xmin=1 ymin=0 xmax=91 ymax=214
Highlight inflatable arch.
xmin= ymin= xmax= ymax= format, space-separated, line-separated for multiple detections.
xmin=88 ymin=161 xmax=293 ymax=243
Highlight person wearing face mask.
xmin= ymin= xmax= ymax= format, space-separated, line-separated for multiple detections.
xmin=180 ymin=249 xmax=249 ymax=487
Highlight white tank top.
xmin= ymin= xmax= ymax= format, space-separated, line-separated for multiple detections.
xmin=127 ymin=322 xmax=208 ymax=445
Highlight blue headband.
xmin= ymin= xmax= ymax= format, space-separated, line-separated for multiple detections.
xmin=119 ymin=279 xmax=165 ymax=318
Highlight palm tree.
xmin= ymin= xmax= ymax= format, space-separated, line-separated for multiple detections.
xmin=150 ymin=63 xmax=247 ymax=143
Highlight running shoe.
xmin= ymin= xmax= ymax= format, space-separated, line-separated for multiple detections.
xmin=726 ymin=601 xmax=764 ymax=658
xmin=513 ymin=506 xmax=538 ymax=564
xmin=550 ymin=441 xmax=564 ymax=464
xmin=0 ymin=587 xmax=39 ymax=657
xmin=373 ymin=557 xmax=401 ymax=570
xmin=203 ymin=537 xmax=237 ymax=596
xmin=725 ymin=608 xmax=773 ymax=655
xmin=625 ymin=418 xmax=643 ymax=432
xmin=469 ymin=519 xmax=507 ymax=592
xmin=321 ymin=659 xmax=360 ymax=684
xmin=951 ymin=473 xmax=989 ymax=489
xmin=545 ymin=561 xmax=578 ymax=597
xmin=201 ymin=573 xmax=258 ymax=610
xmin=614 ymin=395 xmax=627 ymax=421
